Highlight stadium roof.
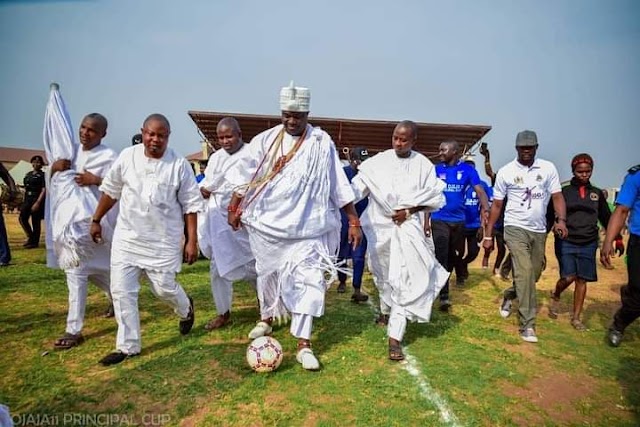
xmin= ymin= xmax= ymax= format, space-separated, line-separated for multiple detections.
xmin=188 ymin=111 xmax=491 ymax=161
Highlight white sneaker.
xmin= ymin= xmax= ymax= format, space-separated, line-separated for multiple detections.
xmin=520 ymin=328 xmax=538 ymax=343
xmin=248 ymin=321 xmax=272 ymax=339
xmin=296 ymin=348 xmax=320 ymax=371
xmin=499 ymin=297 xmax=513 ymax=319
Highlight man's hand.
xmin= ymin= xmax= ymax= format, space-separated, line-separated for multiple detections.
xmin=552 ymin=221 xmax=568 ymax=239
xmin=75 ymin=170 xmax=100 ymax=187
xmin=391 ymin=208 xmax=411 ymax=226
xmin=183 ymin=240 xmax=198 ymax=265
xmin=600 ymin=241 xmax=614 ymax=269
xmin=348 ymin=225 xmax=362 ymax=250
xmin=482 ymin=235 xmax=494 ymax=252
xmin=200 ymin=187 xmax=211 ymax=199
xmin=90 ymin=222 xmax=103 ymax=244
xmin=50 ymin=159 xmax=71 ymax=175
xmin=31 ymin=202 xmax=41 ymax=212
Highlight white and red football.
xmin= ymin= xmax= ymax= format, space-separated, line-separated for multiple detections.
xmin=246 ymin=336 xmax=284 ymax=373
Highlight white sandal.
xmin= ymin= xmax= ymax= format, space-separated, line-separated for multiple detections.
xmin=248 ymin=321 xmax=272 ymax=339
xmin=296 ymin=348 xmax=320 ymax=371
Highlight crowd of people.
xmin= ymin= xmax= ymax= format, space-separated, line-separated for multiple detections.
xmin=0 ymin=81 xmax=638 ymax=370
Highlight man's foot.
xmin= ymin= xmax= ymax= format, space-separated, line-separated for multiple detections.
xmin=520 ymin=328 xmax=538 ymax=343
xmin=607 ymin=328 xmax=623 ymax=347
xmin=439 ymin=299 xmax=452 ymax=312
xmin=204 ymin=311 xmax=231 ymax=331
xmin=548 ymin=291 xmax=560 ymax=319
xmin=351 ymin=290 xmax=369 ymax=303
xmin=24 ymin=243 xmax=38 ymax=249
xmin=179 ymin=296 xmax=195 ymax=335
xmin=103 ymin=304 xmax=115 ymax=318
xmin=0 ymin=262 xmax=9 ymax=267
xmin=493 ymin=268 xmax=501 ymax=278
xmin=336 ymin=282 xmax=346 ymax=293
xmin=296 ymin=340 xmax=320 ymax=371
xmin=455 ymin=277 xmax=465 ymax=288
xmin=248 ymin=321 xmax=273 ymax=339
xmin=53 ymin=332 xmax=84 ymax=350
xmin=375 ymin=314 xmax=389 ymax=327
xmin=388 ymin=338 xmax=405 ymax=361
xmin=99 ymin=351 xmax=139 ymax=366
xmin=571 ymin=318 xmax=587 ymax=331
xmin=499 ymin=297 xmax=512 ymax=318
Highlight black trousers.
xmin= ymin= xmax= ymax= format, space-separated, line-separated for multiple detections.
xmin=613 ymin=233 xmax=640 ymax=332
xmin=19 ymin=196 xmax=44 ymax=245
xmin=432 ymin=220 xmax=465 ymax=301
xmin=454 ymin=227 xmax=482 ymax=280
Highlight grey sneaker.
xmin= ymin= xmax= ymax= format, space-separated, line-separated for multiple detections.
xmin=499 ymin=297 xmax=512 ymax=318
xmin=607 ymin=328 xmax=623 ymax=347
xmin=520 ymin=328 xmax=538 ymax=343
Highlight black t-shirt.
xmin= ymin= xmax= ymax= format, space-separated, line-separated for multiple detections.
xmin=23 ymin=170 xmax=45 ymax=197
xmin=561 ymin=178 xmax=612 ymax=245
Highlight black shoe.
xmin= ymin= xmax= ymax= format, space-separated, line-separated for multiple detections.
xmin=179 ymin=296 xmax=195 ymax=335
xmin=351 ymin=291 xmax=369 ymax=303
xmin=607 ymin=328 xmax=623 ymax=347
xmin=103 ymin=304 xmax=115 ymax=318
xmin=455 ymin=277 xmax=465 ymax=288
xmin=337 ymin=282 xmax=346 ymax=293
xmin=439 ymin=299 xmax=452 ymax=312
xmin=99 ymin=351 xmax=138 ymax=366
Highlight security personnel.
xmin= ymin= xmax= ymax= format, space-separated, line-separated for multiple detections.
xmin=601 ymin=164 xmax=640 ymax=347
xmin=19 ymin=155 xmax=46 ymax=248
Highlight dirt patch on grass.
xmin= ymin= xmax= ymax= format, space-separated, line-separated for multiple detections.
xmin=501 ymin=370 xmax=632 ymax=426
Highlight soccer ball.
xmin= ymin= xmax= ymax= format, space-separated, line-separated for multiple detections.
xmin=246 ymin=336 xmax=284 ymax=373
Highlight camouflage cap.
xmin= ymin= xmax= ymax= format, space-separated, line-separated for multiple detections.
xmin=515 ymin=130 xmax=538 ymax=147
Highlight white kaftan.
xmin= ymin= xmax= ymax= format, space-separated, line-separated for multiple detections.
xmin=100 ymin=144 xmax=203 ymax=273
xmin=227 ymin=124 xmax=354 ymax=323
xmin=352 ymin=149 xmax=448 ymax=334
xmin=48 ymin=143 xmax=119 ymax=335
xmin=198 ymin=144 xmax=256 ymax=315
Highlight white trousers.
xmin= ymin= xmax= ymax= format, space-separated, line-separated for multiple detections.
xmin=388 ymin=305 xmax=408 ymax=342
xmin=290 ymin=313 xmax=313 ymax=340
xmin=65 ymin=268 xmax=111 ymax=335
xmin=210 ymin=261 xmax=256 ymax=315
xmin=111 ymin=261 xmax=190 ymax=354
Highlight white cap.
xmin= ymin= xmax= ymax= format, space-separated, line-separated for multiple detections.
xmin=279 ymin=81 xmax=310 ymax=112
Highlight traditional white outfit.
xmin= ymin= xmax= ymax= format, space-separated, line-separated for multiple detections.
xmin=60 ymin=144 xmax=118 ymax=335
xmin=43 ymin=86 xmax=115 ymax=270
xmin=352 ymin=149 xmax=448 ymax=341
xmin=228 ymin=123 xmax=355 ymax=340
xmin=198 ymin=144 xmax=256 ymax=316
xmin=99 ymin=144 xmax=203 ymax=354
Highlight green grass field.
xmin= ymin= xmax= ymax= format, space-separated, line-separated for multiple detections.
xmin=1 ymin=211 xmax=638 ymax=426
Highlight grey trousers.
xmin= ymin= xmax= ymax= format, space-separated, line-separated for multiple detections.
xmin=503 ymin=226 xmax=547 ymax=331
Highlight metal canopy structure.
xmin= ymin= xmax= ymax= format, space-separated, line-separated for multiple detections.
xmin=188 ymin=111 xmax=491 ymax=160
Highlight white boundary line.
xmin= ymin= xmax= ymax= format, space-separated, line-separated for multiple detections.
xmin=365 ymin=296 xmax=462 ymax=426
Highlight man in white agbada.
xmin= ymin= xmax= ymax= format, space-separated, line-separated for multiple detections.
xmin=198 ymin=117 xmax=257 ymax=331
xmin=351 ymin=120 xmax=448 ymax=361
xmin=227 ymin=82 xmax=362 ymax=370
xmin=90 ymin=114 xmax=203 ymax=366
xmin=48 ymin=113 xmax=118 ymax=350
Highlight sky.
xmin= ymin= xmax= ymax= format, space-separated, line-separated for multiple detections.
xmin=0 ymin=0 xmax=639 ymax=188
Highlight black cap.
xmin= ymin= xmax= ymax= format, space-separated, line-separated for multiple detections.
xmin=352 ymin=147 xmax=370 ymax=161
